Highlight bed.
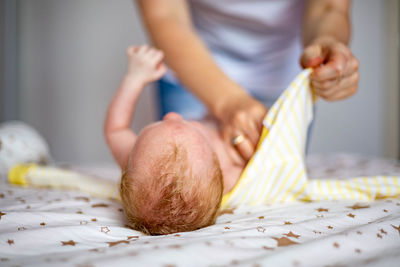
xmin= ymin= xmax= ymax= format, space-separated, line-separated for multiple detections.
xmin=1 ymin=153 xmax=400 ymax=267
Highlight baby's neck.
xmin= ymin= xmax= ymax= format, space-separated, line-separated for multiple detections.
xmin=188 ymin=119 xmax=244 ymax=194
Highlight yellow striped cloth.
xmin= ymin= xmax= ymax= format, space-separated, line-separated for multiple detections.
xmin=220 ymin=69 xmax=400 ymax=209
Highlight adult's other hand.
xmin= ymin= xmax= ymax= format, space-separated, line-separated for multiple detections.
xmin=300 ymin=36 xmax=359 ymax=101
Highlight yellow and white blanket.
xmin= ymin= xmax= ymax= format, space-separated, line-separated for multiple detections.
xmin=7 ymin=69 xmax=400 ymax=209
xmin=221 ymin=69 xmax=400 ymax=208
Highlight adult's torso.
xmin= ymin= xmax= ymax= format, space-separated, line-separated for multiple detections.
xmin=188 ymin=0 xmax=304 ymax=102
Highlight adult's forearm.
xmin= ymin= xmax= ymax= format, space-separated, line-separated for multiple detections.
xmin=303 ymin=0 xmax=351 ymax=46
xmin=142 ymin=17 xmax=247 ymax=118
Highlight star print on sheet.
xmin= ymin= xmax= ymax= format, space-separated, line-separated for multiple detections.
xmin=347 ymin=203 xmax=370 ymax=210
xmin=7 ymin=239 xmax=14 ymax=245
xmin=107 ymin=240 xmax=129 ymax=247
xmin=263 ymin=246 xmax=274 ymax=250
xmin=75 ymin=196 xmax=90 ymax=202
xmin=91 ymin=203 xmax=109 ymax=208
xmin=347 ymin=213 xmax=355 ymax=218
xmin=316 ymin=208 xmax=328 ymax=212
xmin=100 ymin=226 xmax=110 ymax=234
xmin=284 ymin=231 xmax=300 ymax=238
xmin=218 ymin=209 xmax=234 ymax=215
xmin=61 ymin=240 xmax=76 ymax=246
xmin=0 ymin=211 xmax=6 ymax=220
xmin=391 ymin=224 xmax=400 ymax=235
xmin=272 ymin=237 xmax=298 ymax=247
xmin=16 ymin=198 xmax=25 ymax=203
xmin=169 ymin=244 xmax=182 ymax=249
xmin=257 ymin=226 xmax=266 ymax=233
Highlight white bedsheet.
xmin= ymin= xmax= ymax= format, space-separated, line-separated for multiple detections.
xmin=1 ymin=154 xmax=400 ymax=267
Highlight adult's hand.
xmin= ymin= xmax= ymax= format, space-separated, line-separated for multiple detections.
xmin=300 ymin=36 xmax=359 ymax=101
xmin=217 ymin=93 xmax=267 ymax=165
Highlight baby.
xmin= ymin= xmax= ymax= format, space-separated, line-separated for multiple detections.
xmin=104 ymin=45 xmax=244 ymax=235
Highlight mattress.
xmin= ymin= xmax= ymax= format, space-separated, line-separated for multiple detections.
xmin=1 ymin=153 xmax=400 ymax=267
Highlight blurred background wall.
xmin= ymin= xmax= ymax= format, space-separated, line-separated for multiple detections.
xmin=1 ymin=0 xmax=399 ymax=164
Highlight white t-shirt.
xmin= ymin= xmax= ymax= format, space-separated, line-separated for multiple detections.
xmin=164 ymin=0 xmax=304 ymax=101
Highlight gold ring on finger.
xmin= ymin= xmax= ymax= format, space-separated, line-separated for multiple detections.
xmin=232 ymin=134 xmax=245 ymax=146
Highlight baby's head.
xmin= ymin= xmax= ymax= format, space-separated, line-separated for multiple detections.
xmin=120 ymin=112 xmax=223 ymax=235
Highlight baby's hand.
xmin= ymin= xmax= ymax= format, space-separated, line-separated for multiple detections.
xmin=126 ymin=45 xmax=167 ymax=85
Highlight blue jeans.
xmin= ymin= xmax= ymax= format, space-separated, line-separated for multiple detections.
xmin=156 ymin=78 xmax=315 ymax=153
xmin=157 ymin=78 xmax=207 ymax=120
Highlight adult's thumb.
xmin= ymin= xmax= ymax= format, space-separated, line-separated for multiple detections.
xmin=300 ymin=44 xmax=324 ymax=68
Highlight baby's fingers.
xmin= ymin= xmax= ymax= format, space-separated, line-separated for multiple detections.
xmin=153 ymin=63 xmax=167 ymax=79
xmin=137 ymin=45 xmax=150 ymax=55
xmin=149 ymin=50 xmax=164 ymax=65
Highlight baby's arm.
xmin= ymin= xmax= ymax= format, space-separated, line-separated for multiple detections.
xmin=104 ymin=46 xmax=166 ymax=169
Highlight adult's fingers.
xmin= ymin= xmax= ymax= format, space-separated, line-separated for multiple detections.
xmin=234 ymin=136 xmax=254 ymax=162
xmin=323 ymin=85 xmax=358 ymax=101
xmin=311 ymin=44 xmax=350 ymax=82
xmin=228 ymin=103 xmax=266 ymax=147
xmin=342 ymin=56 xmax=359 ymax=77
xmin=311 ymin=70 xmax=358 ymax=93
xmin=221 ymin=121 xmax=259 ymax=165
xmin=300 ymin=44 xmax=326 ymax=68
xmin=312 ymin=72 xmax=359 ymax=100
xmin=222 ymin=127 xmax=246 ymax=166
xmin=312 ymin=55 xmax=358 ymax=88
xmin=231 ymin=112 xmax=260 ymax=147
xmin=218 ymin=94 xmax=267 ymax=163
